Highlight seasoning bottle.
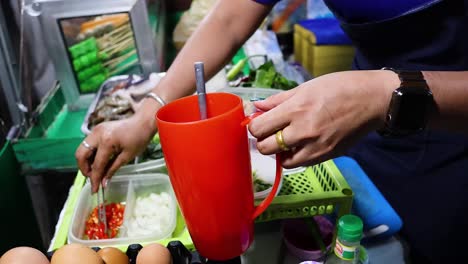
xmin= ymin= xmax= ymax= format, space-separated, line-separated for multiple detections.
xmin=326 ymin=214 xmax=363 ymax=264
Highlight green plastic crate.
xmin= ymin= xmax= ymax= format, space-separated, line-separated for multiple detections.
xmin=109 ymin=158 xmax=352 ymax=224
xmin=256 ymin=160 xmax=353 ymax=222
xmin=11 ymin=83 xmax=87 ymax=171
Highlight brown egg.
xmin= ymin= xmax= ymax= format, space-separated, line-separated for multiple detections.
xmin=51 ymin=244 xmax=103 ymax=264
xmin=136 ymin=243 xmax=171 ymax=264
xmin=0 ymin=247 xmax=49 ymax=264
xmin=97 ymin=247 xmax=128 ymax=264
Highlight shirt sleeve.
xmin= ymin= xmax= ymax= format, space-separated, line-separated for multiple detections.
xmin=252 ymin=0 xmax=280 ymax=5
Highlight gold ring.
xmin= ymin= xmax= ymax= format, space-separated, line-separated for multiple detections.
xmin=275 ymin=129 xmax=290 ymax=151
xmin=82 ymin=140 xmax=96 ymax=151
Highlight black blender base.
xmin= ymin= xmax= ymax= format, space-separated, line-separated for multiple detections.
xmin=166 ymin=240 xmax=242 ymax=264
xmin=206 ymin=256 xmax=241 ymax=264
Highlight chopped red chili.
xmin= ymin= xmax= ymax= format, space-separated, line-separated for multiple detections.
xmin=84 ymin=202 xmax=125 ymax=240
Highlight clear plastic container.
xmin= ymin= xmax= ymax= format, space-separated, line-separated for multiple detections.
xmin=68 ymin=173 xmax=177 ymax=247
xmin=116 ymin=159 xmax=167 ymax=175
xmin=251 ymin=151 xmax=283 ymax=200
xmin=219 ymin=87 xmax=281 ymax=101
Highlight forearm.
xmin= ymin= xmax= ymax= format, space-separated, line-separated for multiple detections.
xmin=423 ymin=71 xmax=468 ymax=133
xmin=137 ymin=0 xmax=272 ymax=132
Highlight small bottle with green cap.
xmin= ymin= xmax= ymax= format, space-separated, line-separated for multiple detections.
xmin=326 ymin=214 xmax=364 ymax=264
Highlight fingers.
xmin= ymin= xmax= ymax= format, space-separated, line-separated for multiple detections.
xmin=253 ymin=89 xmax=296 ymax=111
xmin=249 ymin=89 xmax=301 ymax=140
xmin=102 ymin=151 xmax=134 ymax=186
xmin=256 ymin=125 xmax=298 ymax=155
xmin=248 ymin=102 xmax=293 ymax=141
xmin=255 ymin=123 xmax=336 ymax=168
xmin=75 ymin=136 xmax=98 ymax=177
xmin=279 ymin=143 xmax=334 ymax=169
xmin=90 ymin=142 xmax=118 ymax=193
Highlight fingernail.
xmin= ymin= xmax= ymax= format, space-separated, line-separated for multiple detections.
xmin=102 ymin=179 xmax=109 ymax=188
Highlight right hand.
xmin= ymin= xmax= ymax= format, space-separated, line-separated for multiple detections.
xmin=75 ymin=112 xmax=157 ymax=193
xmin=249 ymin=70 xmax=398 ymax=169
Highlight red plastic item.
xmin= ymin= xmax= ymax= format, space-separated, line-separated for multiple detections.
xmin=156 ymin=93 xmax=281 ymax=260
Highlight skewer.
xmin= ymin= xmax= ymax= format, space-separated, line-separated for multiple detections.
xmin=101 ymin=37 xmax=134 ymax=55
xmin=98 ymin=23 xmax=131 ymax=41
xmin=97 ymin=28 xmax=132 ymax=50
xmin=108 ymin=58 xmax=139 ymax=76
xmin=104 ymin=49 xmax=137 ymax=68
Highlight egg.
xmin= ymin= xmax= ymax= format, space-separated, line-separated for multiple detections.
xmin=136 ymin=243 xmax=171 ymax=264
xmin=0 ymin=247 xmax=49 ymax=264
xmin=97 ymin=247 xmax=128 ymax=264
xmin=51 ymin=244 xmax=103 ymax=264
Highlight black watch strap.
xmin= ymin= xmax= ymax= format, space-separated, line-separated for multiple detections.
xmin=382 ymin=67 xmax=428 ymax=89
xmin=378 ymin=67 xmax=434 ymax=137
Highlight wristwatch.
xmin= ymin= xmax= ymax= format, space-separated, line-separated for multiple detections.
xmin=378 ymin=67 xmax=435 ymax=137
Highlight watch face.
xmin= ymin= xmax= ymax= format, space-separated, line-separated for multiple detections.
xmin=386 ymin=86 xmax=433 ymax=134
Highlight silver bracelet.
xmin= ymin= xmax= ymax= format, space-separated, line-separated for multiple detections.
xmin=146 ymin=92 xmax=166 ymax=106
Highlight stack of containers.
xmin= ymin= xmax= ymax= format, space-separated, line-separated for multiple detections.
xmin=294 ymin=18 xmax=355 ymax=77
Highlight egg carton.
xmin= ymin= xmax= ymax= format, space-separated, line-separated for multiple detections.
xmin=46 ymin=241 xmax=239 ymax=264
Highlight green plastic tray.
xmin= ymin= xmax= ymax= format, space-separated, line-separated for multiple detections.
xmin=256 ymin=160 xmax=353 ymax=222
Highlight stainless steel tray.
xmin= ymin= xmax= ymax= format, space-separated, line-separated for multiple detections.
xmin=80 ymin=75 xmax=143 ymax=135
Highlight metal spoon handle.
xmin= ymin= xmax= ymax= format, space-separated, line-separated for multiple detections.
xmin=194 ymin=62 xmax=208 ymax=120
xmin=97 ymin=185 xmax=108 ymax=235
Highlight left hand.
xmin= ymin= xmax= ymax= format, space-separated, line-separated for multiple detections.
xmin=248 ymin=70 xmax=398 ymax=168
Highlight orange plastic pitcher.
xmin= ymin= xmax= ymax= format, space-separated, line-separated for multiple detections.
xmin=156 ymin=93 xmax=281 ymax=260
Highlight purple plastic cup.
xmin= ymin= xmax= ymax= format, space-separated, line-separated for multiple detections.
xmin=282 ymin=216 xmax=334 ymax=261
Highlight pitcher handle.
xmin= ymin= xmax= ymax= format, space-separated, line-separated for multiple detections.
xmin=252 ymin=154 xmax=282 ymax=219
xmin=242 ymin=112 xmax=283 ymax=220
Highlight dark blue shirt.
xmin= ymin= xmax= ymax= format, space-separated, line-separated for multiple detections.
xmin=253 ymin=0 xmax=439 ymax=22
xmin=252 ymin=0 xmax=468 ymax=262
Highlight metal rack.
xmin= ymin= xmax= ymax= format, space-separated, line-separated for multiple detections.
xmin=33 ymin=0 xmax=164 ymax=109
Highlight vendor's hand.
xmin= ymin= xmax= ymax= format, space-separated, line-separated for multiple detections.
xmin=75 ymin=109 xmax=157 ymax=193
xmin=248 ymin=70 xmax=399 ymax=168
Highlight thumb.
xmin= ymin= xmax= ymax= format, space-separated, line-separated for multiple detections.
xmin=254 ymin=89 xmax=297 ymax=111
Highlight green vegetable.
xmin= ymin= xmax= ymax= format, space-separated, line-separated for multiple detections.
xmin=227 ymin=58 xmax=249 ymax=81
xmin=251 ymin=60 xmax=298 ymax=90
xmin=252 ymin=170 xmax=272 ymax=192
xmin=139 ymin=133 xmax=163 ymax=162
xmin=273 ymin=74 xmax=298 ymax=90
xmin=304 ymin=218 xmax=327 ymax=254
xmin=253 ymin=61 xmax=277 ymax=88
xmin=227 ymin=55 xmax=268 ymax=81
xmin=152 ymin=133 xmax=160 ymax=144
xmin=142 ymin=142 xmax=163 ymax=161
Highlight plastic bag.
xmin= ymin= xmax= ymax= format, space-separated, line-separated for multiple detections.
xmin=243 ymin=29 xmax=305 ymax=85
xmin=307 ymin=0 xmax=334 ymax=19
